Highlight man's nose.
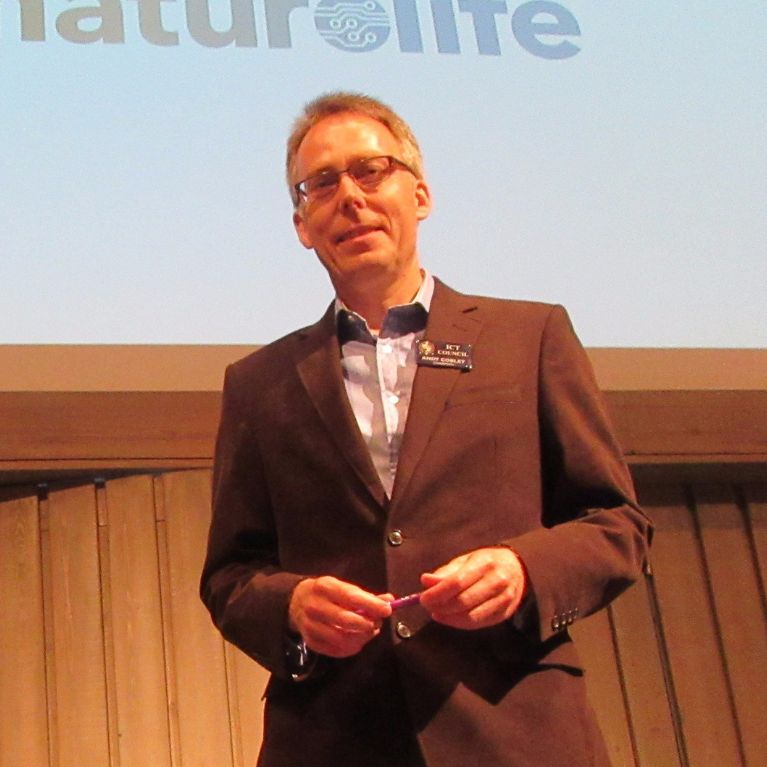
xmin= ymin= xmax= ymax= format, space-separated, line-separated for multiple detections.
xmin=337 ymin=173 xmax=365 ymax=210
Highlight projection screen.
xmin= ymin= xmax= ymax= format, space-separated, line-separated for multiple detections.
xmin=2 ymin=1 xmax=765 ymax=346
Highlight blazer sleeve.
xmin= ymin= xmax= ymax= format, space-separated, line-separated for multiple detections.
xmin=199 ymin=362 xmax=305 ymax=679
xmin=504 ymin=304 xmax=653 ymax=643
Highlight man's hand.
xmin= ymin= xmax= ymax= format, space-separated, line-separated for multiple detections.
xmin=288 ymin=576 xmax=393 ymax=658
xmin=419 ymin=547 xmax=527 ymax=630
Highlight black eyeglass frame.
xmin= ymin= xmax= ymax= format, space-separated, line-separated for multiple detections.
xmin=293 ymin=155 xmax=416 ymax=204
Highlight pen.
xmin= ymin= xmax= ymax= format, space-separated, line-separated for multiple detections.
xmin=388 ymin=592 xmax=422 ymax=611
xmin=354 ymin=592 xmax=423 ymax=617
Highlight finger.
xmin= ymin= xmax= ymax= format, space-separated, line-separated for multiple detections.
xmin=304 ymin=619 xmax=381 ymax=658
xmin=420 ymin=560 xmax=484 ymax=607
xmin=308 ymin=577 xmax=391 ymax=621
xmin=339 ymin=609 xmax=386 ymax=634
xmin=422 ymin=554 xmax=468 ymax=582
xmin=349 ymin=595 xmax=393 ymax=620
xmin=425 ymin=572 xmax=509 ymax=617
xmin=304 ymin=600 xmax=380 ymax=636
xmin=431 ymin=590 xmax=518 ymax=630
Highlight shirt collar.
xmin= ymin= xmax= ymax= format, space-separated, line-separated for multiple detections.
xmin=336 ymin=271 xmax=434 ymax=344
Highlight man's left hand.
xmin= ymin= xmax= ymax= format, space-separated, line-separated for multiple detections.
xmin=419 ymin=547 xmax=527 ymax=630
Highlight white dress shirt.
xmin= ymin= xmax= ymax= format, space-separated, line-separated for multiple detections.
xmin=336 ymin=272 xmax=434 ymax=496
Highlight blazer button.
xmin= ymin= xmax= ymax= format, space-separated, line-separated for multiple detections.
xmin=395 ymin=621 xmax=413 ymax=639
xmin=387 ymin=529 xmax=404 ymax=546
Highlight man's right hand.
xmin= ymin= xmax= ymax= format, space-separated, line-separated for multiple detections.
xmin=288 ymin=576 xmax=393 ymax=658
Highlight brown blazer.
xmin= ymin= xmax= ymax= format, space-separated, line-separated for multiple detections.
xmin=200 ymin=279 xmax=652 ymax=767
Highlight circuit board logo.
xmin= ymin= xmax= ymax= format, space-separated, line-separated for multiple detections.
xmin=314 ymin=0 xmax=391 ymax=52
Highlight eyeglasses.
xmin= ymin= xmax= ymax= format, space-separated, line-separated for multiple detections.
xmin=294 ymin=155 xmax=415 ymax=203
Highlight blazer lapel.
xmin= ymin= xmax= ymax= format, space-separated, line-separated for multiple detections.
xmin=391 ymin=281 xmax=483 ymax=504
xmin=291 ymin=304 xmax=388 ymax=508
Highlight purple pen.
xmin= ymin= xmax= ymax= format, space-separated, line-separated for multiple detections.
xmin=354 ymin=592 xmax=422 ymax=617
xmin=389 ymin=592 xmax=422 ymax=611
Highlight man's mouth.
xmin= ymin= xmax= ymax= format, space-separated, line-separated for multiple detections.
xmin=336 ymin=225 xmax=380 ymax=244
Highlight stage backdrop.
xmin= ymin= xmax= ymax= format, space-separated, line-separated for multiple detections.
xmin=2 ymin=1 xmax=765 ymax=346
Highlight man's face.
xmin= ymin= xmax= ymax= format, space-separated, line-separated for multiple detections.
xmin=291 ymin=113 xmax=432 ymax=293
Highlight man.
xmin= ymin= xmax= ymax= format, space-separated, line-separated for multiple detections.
xmin=200 ymin=92 xmax=652 ymax=767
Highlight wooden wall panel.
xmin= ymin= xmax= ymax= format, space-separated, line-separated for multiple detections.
xmin=608 ymin=576 xmax=679 ymax=767
xmin=572 ymin=609 xmax=635 ymax=766
xmin=0 ymin=491 xmax=49 ymax=767
xmin=744 ymin=483 xmax=767 ymax=599
xmin=159 ymin=470 xmax=235 ymax=767
xmin=640 ymin=484 xmax=742 ymax=766
xmin=105 ymin=475 xmax=172 ymax=767
xmin=226 ymin=643 xmax=269 ymax=767
xmin=2 ymin=471 xmax=767 ymax=767
xmin=2 ymin=390 xmax=766 ymax=481
xmin=693 ymin=484 xmax=767 ymax=766
xmin=46 ymin=484 xmax=111 ymax=767
xmin=609 ymin=391 xmax=767 ymax=460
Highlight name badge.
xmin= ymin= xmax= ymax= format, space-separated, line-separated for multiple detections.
xmin=416 ymin=339 xmax=473 ymax=371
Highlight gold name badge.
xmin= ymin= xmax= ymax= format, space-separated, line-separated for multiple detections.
xmin=416 ymin=340 xmax=473 ymax=371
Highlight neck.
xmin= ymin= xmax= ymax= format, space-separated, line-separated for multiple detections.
xmin=336 ymin=267 xmax=423 ymax=332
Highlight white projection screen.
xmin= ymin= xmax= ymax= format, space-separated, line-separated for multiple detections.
xmin=2 ymin=1 xmax=765 ymax=346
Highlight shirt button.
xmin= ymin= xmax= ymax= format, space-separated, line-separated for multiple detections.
xmin=381 ymin=344 xmax=392 ymax=354
xmin=387 ymin=529 xmax=403 ymax=546
xmin=395 ymin=621 xmax=412 ymax=639
xmin=388 ymin=393 xmax=399 ymax=404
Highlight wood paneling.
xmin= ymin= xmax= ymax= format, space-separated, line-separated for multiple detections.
xmin=46 ymin=484 xmax=111 ymax=767
xmin=608 ymin=575 xmax=679 ymax=766
xmin=693 ymin=484 xmax=767 ymax=766
xmin=0 ymin=490 xmax=49 ymax=766
xmin=0 ymin=392 xmax=221 ymax=463
xmin=106 ymin=475 xmax=171 ymax=767
xmin=160 ymin=470 xmax=234 ymax=765
xmin=0 ymin=472 xmax=268 ymax=767
xmin=2 ymin=346 xmax=766 ymax=393
xmin=610 ymin=391 xmax=767 ymax=459
xmin=1 ymin=391 xmax=765 ymax=479
xmin=1 ymin=345 xmax=763 ymax=763
xmin=745 ymin=483 xmax=767 ymax=597
xmin=571 ymin=608 xmax=635 ymax=765
xmin=2 ymin=472 xmax=766 ymax=766
xmin=569 ymin=479 xmax=767 ymax=766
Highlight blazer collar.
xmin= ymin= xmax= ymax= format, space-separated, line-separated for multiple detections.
xmin=291 ymin=303 xmax=388 ymax=508
xmin=390 ymin=279 xmax=483 ymax=505
xmin=289 ymin=279 xmax=483 ymax=511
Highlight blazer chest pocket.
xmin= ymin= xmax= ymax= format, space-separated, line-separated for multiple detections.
xmin=446 ymin=383 xmax=522 ymax=409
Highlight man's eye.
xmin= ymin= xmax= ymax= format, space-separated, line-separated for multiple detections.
xmin=355 ymin=166 xmax=388 ymax=186
xmin=312 ymin=173 xmax=338 ymax=190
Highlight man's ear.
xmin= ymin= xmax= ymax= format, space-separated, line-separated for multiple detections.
xmin=293 ymin=209 xmax=313 ymax=249
xmin=414 ymin=179 xmax=432 ymax=221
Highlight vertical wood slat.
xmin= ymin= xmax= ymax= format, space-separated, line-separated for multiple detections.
xmin=96 ymin=482 xmax=121 ymax=767
xmin=743 ymin=482 xmax=767 ymax=609
xmin=106 ymin=475 xmax=172 ymax=767
xmin=47 ymin=483 xmax=111 ymax=767
xmin=608 ymin=574 xmax=680 ymax=767
xmin=154 ymin=476 xmax=183 ymax=767
xmin=641 ymin=483 xmax=743 ymax=766
xmin=693 ymin=483 xmax=767 ymax=767
xmin=160 ymin=470 xmax=235 ymax=766
xmin=39 ymin=493 xmax=60 ymax=767
xmin=571 ymin=607 xmax=635 ymax=766
xmin=0 ymin=490 xmax=49 ymax=767
xmin=226 ymin=643 xmax=270 ymax=767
